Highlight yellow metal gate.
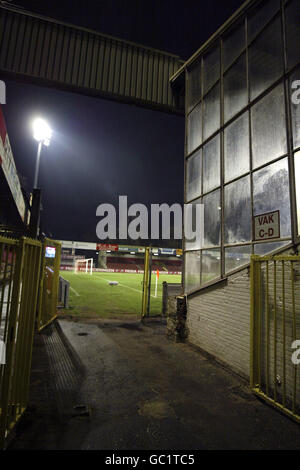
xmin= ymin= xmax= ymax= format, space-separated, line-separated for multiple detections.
xmin=141 ymin=247 xmax=150 ymax=319
xmin=250 ymin=255 xmax=300 ymax=423
xmin=0 ymin=236 xmax=42 ymax=448
xmin=37 ymin=238 xmax=61 ymax=331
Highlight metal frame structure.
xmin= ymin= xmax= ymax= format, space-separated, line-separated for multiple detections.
xmin=250 ymin=254 xmax=300 ymax=423
xmin=178 ymin=0 xmax=300 ymax=296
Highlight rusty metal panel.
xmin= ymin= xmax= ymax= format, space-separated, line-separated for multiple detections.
xmin=0 ymin=5 xmax=184 ymax=114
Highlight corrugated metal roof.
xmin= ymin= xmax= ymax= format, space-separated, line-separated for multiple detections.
xmin=0 ymin=4 xmax=184 ymax=114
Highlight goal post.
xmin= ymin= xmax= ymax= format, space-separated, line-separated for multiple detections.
xmin=74 ymin=258 xmax=93 ymax=274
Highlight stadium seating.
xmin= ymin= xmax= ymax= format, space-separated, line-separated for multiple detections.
xmin=60 ymin=255 xmax=182 ymax=273
xmin=106 ymin=256 xmax=181 ymax=272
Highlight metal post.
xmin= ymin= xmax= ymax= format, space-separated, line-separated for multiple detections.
xmin=29 ymin=188 xmax=42 ymax=239
xmin=141 ymin=247 xmax=150 ymax=320
xmin=147 ymin=247 xmax=152 ymax=316
xmin=33 ymin=141 xmax=42 ymax=188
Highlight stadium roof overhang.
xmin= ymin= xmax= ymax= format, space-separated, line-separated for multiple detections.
xmin=0 ymin=3 xmax=185 ymax=114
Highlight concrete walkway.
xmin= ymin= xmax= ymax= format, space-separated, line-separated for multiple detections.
xmin=9 ymin=318 xmax=300 ymax=450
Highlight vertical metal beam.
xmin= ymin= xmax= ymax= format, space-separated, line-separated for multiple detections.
xmin=265 ymin=260 xmax=270 ymax=396
xmin=282 ymin=260 xmax=286 ymax=407
xmin=141 ymin=246 xmax=150 ymax=319
xmin=274 ymin=260 xmax=277 ymax=402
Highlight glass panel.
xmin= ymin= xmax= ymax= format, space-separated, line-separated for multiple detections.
xmin=251 ymin=84 xmax=287 ymax=168
xmin=203 ymin=190 xmax=221 ymax=248
xmin=224 ymin=53 xmax=247 ymax=122
xmin=285 ymin=0 xmax=300 ymax=69
xmin=185 ymin=198 xmax=203 ymax=251
xmin=290 ymin=68 xmax=300 ymax=150
xmin=295 ymin=151 xmax=300 ymax=236
xmin=253 ymin=157 xmax=291 ymax=238
xmin=248 ymin=0 xmax=280 ymax=44
xmin=188 ymin=60 xmax=202 ymax=113
xmin=224 ymin=112 xmax=250 ymax=183
xmin=203 ymin=134 xmax=220 ymax=193
xmin=225 ymin=246 xmax=252 ymax=273
xmin=223 ymin=22 xmax=245 ymax=71
xmin=187 ymin=102 xmax=202 ymax=155
xmin=202 ymin=249 xmax=221 ymax=284
xmin=203 ymin=83 xmax=220 ymax=141
xmin=224 ymin=176 xmax=252 ymax=244
xmin=203 ymin=45 xmax=220 ymax=95
xmin=184 ymin=251 xmax=200 ymax=292
xmin=249 ymin=15 xmax=283 ymax=101
xmin=186 ymin=150 xmax=202 ymax=202
xmin=254 ymin=240 xmax=290 ymax=255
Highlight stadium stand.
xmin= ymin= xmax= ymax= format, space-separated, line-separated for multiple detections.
xmin=106 ymin=256 xmax=181 ymax=272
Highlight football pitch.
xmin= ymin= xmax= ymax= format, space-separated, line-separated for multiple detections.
xmin=60 ymin=271 xmax=182 ymax=318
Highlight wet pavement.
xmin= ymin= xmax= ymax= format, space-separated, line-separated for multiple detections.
xmin=9 ymin=317 xmax=300 ymax=450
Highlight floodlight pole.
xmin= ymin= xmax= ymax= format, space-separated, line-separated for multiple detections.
xmin=33 ymin=141 xmax=43 ymax=188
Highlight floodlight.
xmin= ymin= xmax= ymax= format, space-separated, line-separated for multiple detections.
xmin=33 ymin=118 xmax=52 ymax=146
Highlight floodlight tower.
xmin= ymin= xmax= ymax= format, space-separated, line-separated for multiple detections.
xmin=32 ymin=118 xmax=52 ymax=188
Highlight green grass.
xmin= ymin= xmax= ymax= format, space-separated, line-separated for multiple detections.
xmin=60 ymin=271 xmax=182 ymax=318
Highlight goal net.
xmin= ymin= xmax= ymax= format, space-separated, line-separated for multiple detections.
xmin=74 ymin=258 xmax=93 ymax=274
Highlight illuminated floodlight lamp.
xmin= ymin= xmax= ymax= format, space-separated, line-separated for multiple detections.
xmin=32 ymin=118 xmax=52 ymax=188
xmin=33 ymin=118 xmax=52 ymax=146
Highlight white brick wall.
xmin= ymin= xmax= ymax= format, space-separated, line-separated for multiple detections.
xmin=187 ymin=268 xmax=251 ymax=378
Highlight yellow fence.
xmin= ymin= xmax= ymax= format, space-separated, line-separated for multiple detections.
xmin=0 ymin=235 xmax=61 ymax=448
xmin=141 ymin=247 xmax=150 ymax=319
xmin=0 ymin=236 xmax=42 ymax=448
xmin=250 ymin=255 xmax=300 ymax=423
xmin=37 ymin=238 xmax=61 ymax=332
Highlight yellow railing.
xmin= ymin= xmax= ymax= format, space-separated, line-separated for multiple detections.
xmin=0 ymin=235 xmax=61 ymax=448
xmin=141 ymin=247 xmax=150 ymax=319
xmin=37 ymin=238 xmax=61 ymax=332
xmin=250 ymin=254 xmax=300 ymax=424
xmin=0 ymin=236 xmax=42 ymax=448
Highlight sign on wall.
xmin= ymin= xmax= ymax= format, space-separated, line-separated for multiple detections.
xmin=61 ymin=240 xmax=97 ymax=250
xmin=253 ymin=210 xmax=280 ymax=241
xmin=96 ymin=243 xmax=119 ymax=251
xmin=0 ymin=106 xmax=26 ymax=223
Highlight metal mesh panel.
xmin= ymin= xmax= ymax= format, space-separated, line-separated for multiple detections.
xmin=251 ymin=255 xmax=300 ymax=423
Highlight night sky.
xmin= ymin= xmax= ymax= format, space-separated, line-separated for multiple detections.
xmin=2 ymin=0 xmax=244 ymax=242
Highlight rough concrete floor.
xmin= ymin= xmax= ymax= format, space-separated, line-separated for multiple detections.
xmin=9 ymin=318 xmax=300 ymax=450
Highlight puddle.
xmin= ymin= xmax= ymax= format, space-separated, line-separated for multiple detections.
xmin=138 ymin=399 xmax=175 ymax=420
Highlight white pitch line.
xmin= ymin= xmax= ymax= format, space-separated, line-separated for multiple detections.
xmin=70 ymin=286 xmax=80 ymax=297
